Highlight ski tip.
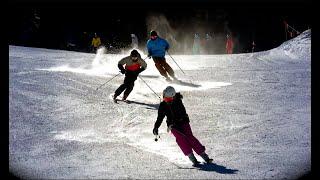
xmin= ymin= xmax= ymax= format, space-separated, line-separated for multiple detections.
xmin=192 ymin=162 xmax=202 ymax=167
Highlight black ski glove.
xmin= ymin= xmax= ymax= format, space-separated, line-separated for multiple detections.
xmin=153 ymin=128 xmax=158 ymax=135
xmin=118 ymin=64 xmax=126 ymax=74
xmin=137 ymin=67 xmax=145 ymax=74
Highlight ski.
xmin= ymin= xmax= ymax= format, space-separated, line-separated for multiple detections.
xmin=168 ymin=157 xmax=214 ymax=169
xmin=169 ymin=162 xmax=199 ymax=169
xmin=172 ymin=79 xmax=182 ymax=83
xmin=165 ymin=78 xmax=173 ymax=82
xmin=113 ymin=99 xmax=131 ymax=104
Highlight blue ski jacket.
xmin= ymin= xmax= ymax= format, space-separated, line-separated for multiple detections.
xmin=146 ymin=37 xmax=170 ymax=58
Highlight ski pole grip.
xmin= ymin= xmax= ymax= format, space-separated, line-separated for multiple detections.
xmin=154 ymin=135 xmax=160 ymax=142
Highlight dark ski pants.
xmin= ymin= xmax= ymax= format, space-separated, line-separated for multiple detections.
xmin=152 ymin=57 xmax=175 ymax=79
xmin=171 ymin=123 xmax=205 ymax=156
xmin=114 ymin=72 xmax=137 ymax=98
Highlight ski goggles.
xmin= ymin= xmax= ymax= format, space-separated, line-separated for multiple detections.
xmin=131 ymin=56 xmax=138 ymax=60
xmin=150 ymin=35 xmax=157 ymax=40
xmin=163 ymin=97 xmax=174 ymax=103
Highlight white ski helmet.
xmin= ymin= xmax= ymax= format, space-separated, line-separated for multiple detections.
xmin=163 ymin=86 xmax=176 ymax=98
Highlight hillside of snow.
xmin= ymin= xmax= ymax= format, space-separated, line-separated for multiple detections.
xmin=9 ymin=30 xmax=311 ymax=179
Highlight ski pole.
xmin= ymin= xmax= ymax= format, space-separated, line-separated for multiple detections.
xmin=166 ymin=51 xmax=185 ymax=74
xmin=84 ymin=72 xmax=122 ymax=98
xmin=171 ymin=127 xmax=187 ymax=137
xmin=95 ymin=72 xmax=121 ymax=91
xmin=138 ymin=75 xmax=161 ymax=101
xmin=143 ymin=56 xmax=148 ymax=60
xmin=287 ymin=23 xmax=300 ymax=34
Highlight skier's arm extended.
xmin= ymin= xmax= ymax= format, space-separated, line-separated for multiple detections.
xmin=153 ymin=103 xmax=166 ymax=135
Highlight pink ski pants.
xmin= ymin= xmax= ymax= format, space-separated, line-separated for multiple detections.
xmin=171 ymin=123 xmax=205 ymax=156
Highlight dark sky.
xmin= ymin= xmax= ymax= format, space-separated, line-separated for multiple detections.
xmin=8 ymin=0 xmax=311 ymax=52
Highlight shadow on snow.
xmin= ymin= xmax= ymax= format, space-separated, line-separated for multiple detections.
xmin=196 ymin=162 xmax=239 ymax=174
xmin=139 ymin=75 xmax=160 ymax=78
xmin=171 ymin=80 xmax=201 ymax=88
xmin=175 ymin=162 xmax=238 ymax=174
xmin=119 ymin=99 xmax=159 ymax=110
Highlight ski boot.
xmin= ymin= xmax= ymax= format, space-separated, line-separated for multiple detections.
xmin=200 ymin=152 xmax=213 ymax=163
xmin=188 ymin=153 xmax=201 ymax=167
xmin=113 ymin=94 xmax=118 ymax=103
xmin=122 ymin=94 xmax=129 ymax=103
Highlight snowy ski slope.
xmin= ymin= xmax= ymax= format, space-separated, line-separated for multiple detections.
xmin=9 ymin=30 xmax=311 ymax=179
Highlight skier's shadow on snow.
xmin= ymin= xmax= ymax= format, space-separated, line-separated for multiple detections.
xmin=195 ymin=163 xmax=238 ymax=174
xmin=170 ymin=80 xmax=201 ymax=88
xmin=139 ymin=75 xmax=160 ymax=78
xmin=128 ymin=100 xmax=159 ymax=110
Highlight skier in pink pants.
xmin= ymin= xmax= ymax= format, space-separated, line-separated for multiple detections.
xmin=153 ymin=86 xmax=213 ymax=166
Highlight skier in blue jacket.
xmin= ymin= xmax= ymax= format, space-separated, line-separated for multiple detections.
xmin=146 ymin=30 xmax=177 ymax=82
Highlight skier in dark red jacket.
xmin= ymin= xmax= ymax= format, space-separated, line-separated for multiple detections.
xmin=153 ymin=86 xmax=213 ymax=166
xmin=113 ymin=50 xmax=147 ymax=103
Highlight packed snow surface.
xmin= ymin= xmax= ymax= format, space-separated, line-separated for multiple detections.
xmin=9 ymin=30 xmax=311 ymax=179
